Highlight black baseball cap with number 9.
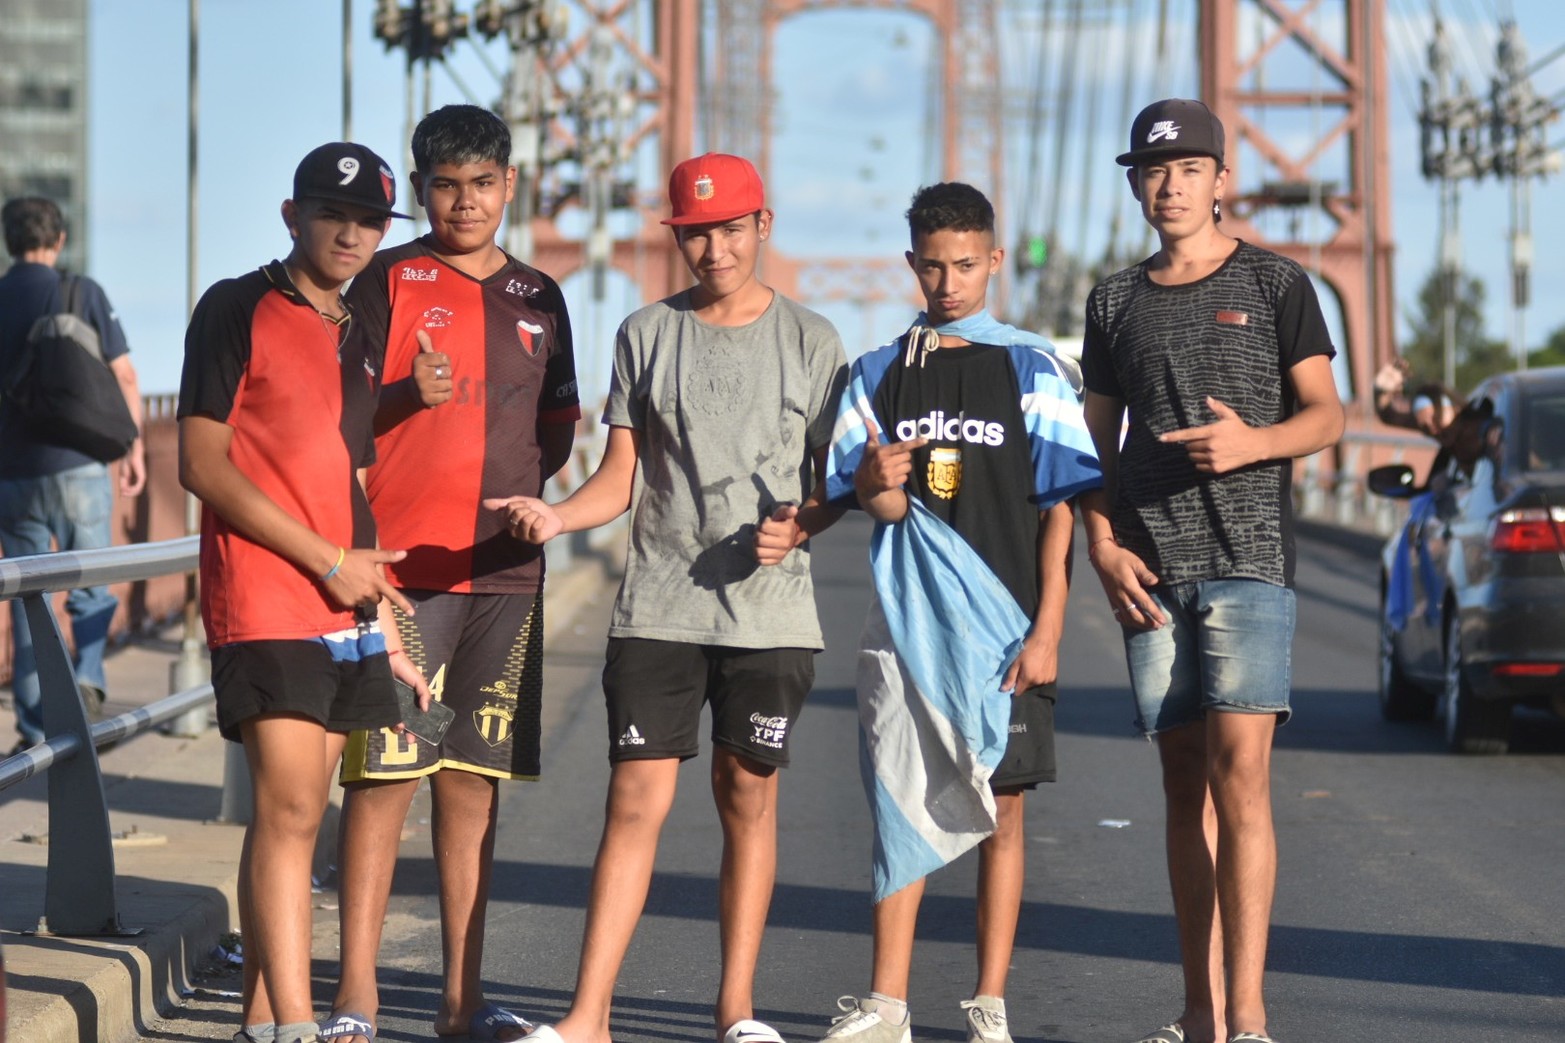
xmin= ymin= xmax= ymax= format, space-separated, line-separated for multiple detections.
xmin=293 ymin=142 xmax=411 ymax=219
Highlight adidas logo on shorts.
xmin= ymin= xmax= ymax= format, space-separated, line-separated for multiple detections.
xmin=618 ymin=724 xmax=647 ymax=747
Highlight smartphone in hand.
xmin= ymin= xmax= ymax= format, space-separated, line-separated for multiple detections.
xmin=394 ymin=678 xmax=455 ymax=745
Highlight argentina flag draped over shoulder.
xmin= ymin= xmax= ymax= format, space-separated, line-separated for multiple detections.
xmin=828 ymin=311 xmax=1096 ymax=903
xmin=860 ymin=497 xmax=1030 ymax=901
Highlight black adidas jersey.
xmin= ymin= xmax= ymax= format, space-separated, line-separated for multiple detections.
xmin=872 ymin=342 xmax=1046 ymax=614
xmin=1080 ymin=241 xmax=1335 ymax=587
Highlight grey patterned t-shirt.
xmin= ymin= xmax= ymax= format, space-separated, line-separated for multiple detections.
xmin=1080 ymin=241 xmax=1335 ymax=588
xmin=602 ymin=289 xmax=848 ymax=648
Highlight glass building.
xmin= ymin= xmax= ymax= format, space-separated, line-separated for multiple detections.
xmin=0 ymin=0 xmax=89 ymax=272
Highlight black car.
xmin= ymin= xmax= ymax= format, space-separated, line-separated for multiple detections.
xmin=1368 ymin=365 xmax=1565 ymax=753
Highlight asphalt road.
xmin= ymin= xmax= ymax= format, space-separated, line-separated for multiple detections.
xmin=142 ymin=514 xmax=1565 ymax=1043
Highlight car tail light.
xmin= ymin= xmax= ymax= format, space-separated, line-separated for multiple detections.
xmin=1490 ymin=506 xmax=1565 ymax=553
xmin=1492 ymin=663 xmax=1565 ymax=677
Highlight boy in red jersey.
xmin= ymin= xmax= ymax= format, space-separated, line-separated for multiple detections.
xmin=331 ymin=105 xmax=579 ymax=1043
xmin=177 ymin=142 xmax=419 ymax=1043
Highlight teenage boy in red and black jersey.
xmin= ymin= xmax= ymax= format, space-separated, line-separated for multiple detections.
xmin=331 ymin=104 xmax=579 ymax=1043
xmin=177 ymin=142 xmax=419 ymax=1043
xmin=1079 ymin=100 xmax=1344 ymax=1043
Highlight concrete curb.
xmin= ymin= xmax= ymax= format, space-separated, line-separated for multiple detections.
xmin=1 ymin=549 xmax=619 ymax=1043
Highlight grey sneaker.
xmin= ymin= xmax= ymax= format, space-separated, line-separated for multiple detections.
xmin=822 ymin=996 xmax=911 ymax=1043
xmin=959 ymin=997 xmax=1011 ymax=1043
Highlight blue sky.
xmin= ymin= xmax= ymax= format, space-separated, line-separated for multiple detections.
xmin=83 ymin=1 xmax=1565 ymax=397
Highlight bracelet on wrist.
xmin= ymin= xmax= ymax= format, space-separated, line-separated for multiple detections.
xmin=320 ymin=546 xmax=346 ymax=583
xmin=1087 ymin=536 xmax=1118 ymax=564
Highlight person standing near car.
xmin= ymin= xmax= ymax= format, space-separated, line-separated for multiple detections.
xmin=0 ymin=197 xmax=145 ymax=756
xmin=1078 ymin=99 xmax=1344 ymax=1043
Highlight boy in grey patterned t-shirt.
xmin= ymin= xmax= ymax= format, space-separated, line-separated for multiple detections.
xmin=485 ymin=153 xmax=847 ymax=1043
xmin=1079 ymin=100 xmax=1344 ymax=1043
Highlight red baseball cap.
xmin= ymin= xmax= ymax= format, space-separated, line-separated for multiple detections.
xmin=662 ymin=153 xmax=766 ymax=226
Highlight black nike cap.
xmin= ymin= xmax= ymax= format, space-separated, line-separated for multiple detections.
xmin=1116 ymin=98 xmax=1226 ymax=167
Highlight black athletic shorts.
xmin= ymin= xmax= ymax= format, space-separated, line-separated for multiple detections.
xmin=601 ymin=638 xmax=815 ymax=768
xmin=341 ymin=590 xmax=543 ymax=782
xmin=212 ymin=632 xmax=398 ymax=743
xmin=990 ymin=681 xmax=1057 ymax=790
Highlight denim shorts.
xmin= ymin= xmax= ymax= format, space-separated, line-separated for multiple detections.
xmin=1123 ymin=578 xmax=1296 ymax=736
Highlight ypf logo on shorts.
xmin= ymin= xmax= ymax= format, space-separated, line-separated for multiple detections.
xmin=750 ymin=713 xmax=789 ymax=750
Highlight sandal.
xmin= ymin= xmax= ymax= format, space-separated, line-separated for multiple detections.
xmin=1135 ymin=1028 xmax=1186 ymax=1043
xmin=723 ymin=1021 xmax=786 ymax=1043
xmin=443 ymin=1002 xmax=536 ymax=1042
xmin=320 ymin=1013 xmax=376 ymax=1042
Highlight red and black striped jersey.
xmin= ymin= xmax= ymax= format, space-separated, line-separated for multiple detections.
xmin=352 ymin=237 xmax=580 ymax=595
xmin=177 ymin=261 xmax=380 ymax=646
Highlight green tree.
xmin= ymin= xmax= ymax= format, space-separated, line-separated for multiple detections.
xmin=1400 ymin=266 xmax=1510 ymax=391
xmin=1528 ymin=324 xmax=1565 ymax=369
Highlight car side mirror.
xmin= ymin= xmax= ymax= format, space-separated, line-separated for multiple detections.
xmin=1367 ymin=463 xmax=1419 ymax=498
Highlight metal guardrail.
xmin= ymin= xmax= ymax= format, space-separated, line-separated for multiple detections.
xmin=1300 ymin=429 xmax=1431 ymax=535
xmin=0 ymin=537 xmax=205 ymax=936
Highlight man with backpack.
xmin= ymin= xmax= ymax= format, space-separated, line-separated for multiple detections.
xmin=0 ymin=196 xmax=144 ymax=756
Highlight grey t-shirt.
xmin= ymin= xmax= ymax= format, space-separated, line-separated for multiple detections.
xmin=602 ymin=289 xmax=848 ymax=649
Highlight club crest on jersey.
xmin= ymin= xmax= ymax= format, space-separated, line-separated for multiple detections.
xmin=927 ymin=446 xmax=962 ymax=500
xmin=516 ymin=318 xmax=546 ymax=356
xmin=474 ymin=703 xmax=514 ymax=747
xmin=694 ymin=174 xmax=715 ymax=200
xmin=423 ymin=306 xmax=454 ymax=328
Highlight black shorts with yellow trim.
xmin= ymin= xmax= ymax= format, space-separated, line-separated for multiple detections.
xmin=341 ymin=590 xmax=542 ymax=782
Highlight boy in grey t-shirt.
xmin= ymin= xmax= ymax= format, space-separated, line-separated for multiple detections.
xmin=485 ymin=153 xmax=847 ymax=1043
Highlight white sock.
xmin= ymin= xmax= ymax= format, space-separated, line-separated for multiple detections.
xmin=866 ymin=993 xmax=909 ymax=1025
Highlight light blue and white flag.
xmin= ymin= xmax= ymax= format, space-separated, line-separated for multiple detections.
xmin=859 ymin=496 xmax=1030 ymax=902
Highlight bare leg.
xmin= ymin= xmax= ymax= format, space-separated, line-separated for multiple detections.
xmin=867 ymin=877 xmax=925 ymax=1001
xmin=974 ymin=789 xmax=1025 ymax=998
xmin=429 ymin=769 xmax=511 ymax=1037
xmin=240 ymin=716 xmax=347 ymax=1028
xmin=332 ymin=775 xmax=420 ymax=1037
xmin=1156 ymin=724 xmax=1224 ymax=1043
xmin=237 ymin=826 xmax=273 ymax=1031
xmin=1206 ymin=712 xmax=1278 ymax=1038
xmin=550 ymin=757 xmax=681 ymax=1043
xmin=711 ymin=748 xmax=780 ymax=1033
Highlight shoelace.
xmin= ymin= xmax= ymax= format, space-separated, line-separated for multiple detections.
xmin=962 ymin=1004 xmax=1007 ymax=1036
xmin=902 ymin=324 xmax=940 ymax=368
xmin=831 ymin=996 xmax=881 ymax=1031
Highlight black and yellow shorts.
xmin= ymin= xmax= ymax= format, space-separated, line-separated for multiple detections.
xmin=341 ymin=590 xmax=543 ymax=782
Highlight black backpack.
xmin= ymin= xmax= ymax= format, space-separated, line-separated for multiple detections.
xmin=1 ymin=274 xmax=138 ymax=462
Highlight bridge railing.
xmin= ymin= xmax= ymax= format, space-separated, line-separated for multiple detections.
xmin=1299 ymin=428 xmax=1431 ymax=536
xmin=0 ymin=537 xmax=204 ymax=936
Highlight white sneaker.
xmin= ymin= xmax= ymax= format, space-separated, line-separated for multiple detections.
xmin=724 ymin=1020 xmax=787 ymax=1043
xmin=821 ymin=997 xmax=911 ymax=1043
xmin=959 ymin=997 xmax=1012 ymax=1043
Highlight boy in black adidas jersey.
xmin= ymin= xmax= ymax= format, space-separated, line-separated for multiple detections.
xmin=1079 ymin=99 xmax=1345 ymax=1043
xmin=820 ymin=183 xmax=1100 ymax=1043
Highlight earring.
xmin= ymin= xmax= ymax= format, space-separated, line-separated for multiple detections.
xmin=1213 ymin=199 xmax=1222 ymax=219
